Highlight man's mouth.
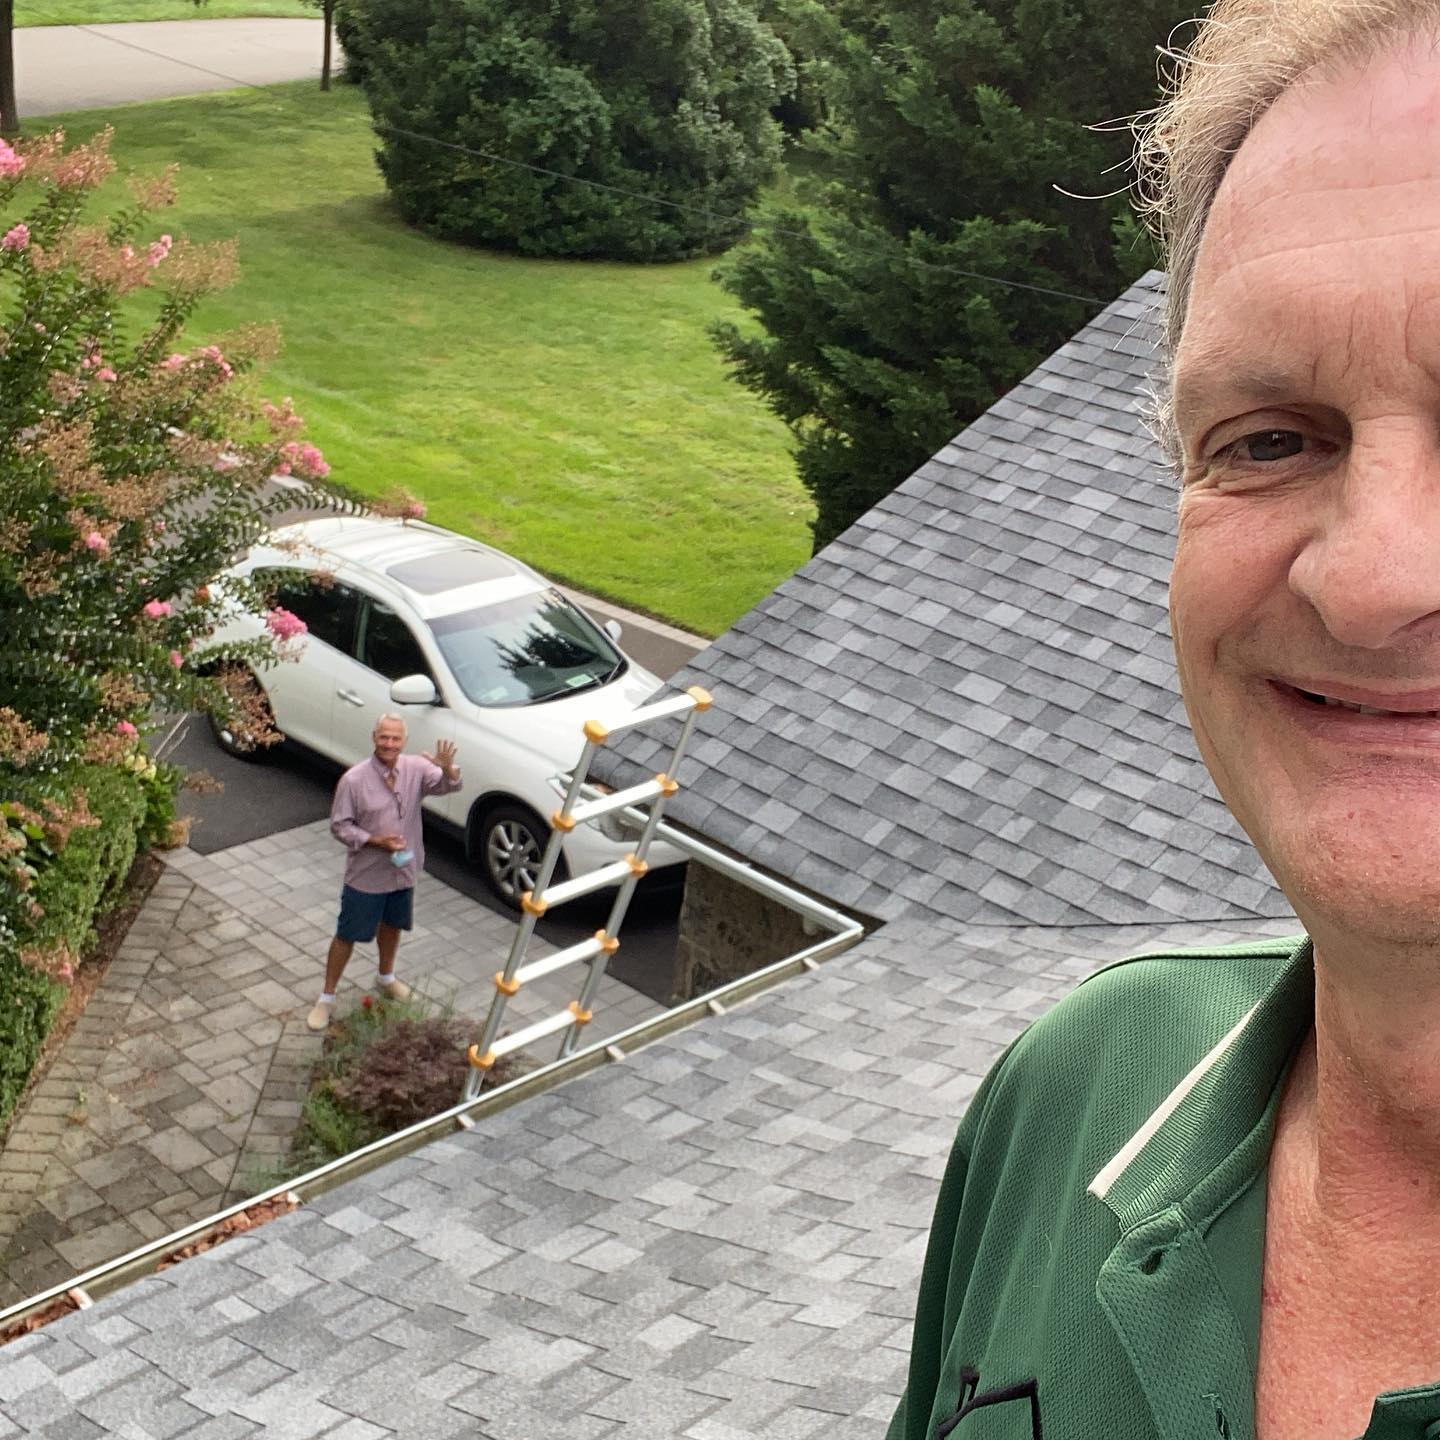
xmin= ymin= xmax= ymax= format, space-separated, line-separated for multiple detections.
xmin=1290 ymin=685 xmax=1440 ymax=719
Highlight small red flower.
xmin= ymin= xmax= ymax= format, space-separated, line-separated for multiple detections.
xmin=361 ymin=995 xmax=372 ymax=1010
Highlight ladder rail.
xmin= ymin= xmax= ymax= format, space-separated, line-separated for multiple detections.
xmin=462 ymin=685 xmax=713 ymax=1099
xmin=558 ymin=701 xmax=705 ymax=1056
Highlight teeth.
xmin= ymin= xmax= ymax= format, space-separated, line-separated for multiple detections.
xmin=1318 ymin=696 xmax=1440 ymax=718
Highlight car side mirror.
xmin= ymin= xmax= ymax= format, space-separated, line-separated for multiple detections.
xmin=390 ymin=674 xmax=438 ymax=706
xmin=603 ymin=619 xmax=623 ymax=643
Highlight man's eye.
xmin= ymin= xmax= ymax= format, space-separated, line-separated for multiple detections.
xmin=1237 ymin=429 xmax=1304 ymax=462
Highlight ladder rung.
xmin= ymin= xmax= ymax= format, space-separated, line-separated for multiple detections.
xmin=513 ymin=935 xmax=604 ymax=987
xmin=489 ymin=1009 xmax=578 ymax=1059
xmin=540 ymin=859 xmax=632 ymax=908
xmin=568 ymin=778 xmax=666 ymax=827
xmin=590 ymin=692 xmax=697 ymax=741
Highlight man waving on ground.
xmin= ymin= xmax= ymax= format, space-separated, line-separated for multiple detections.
xmin=307 ymin=713 xmax=461 ymax=1031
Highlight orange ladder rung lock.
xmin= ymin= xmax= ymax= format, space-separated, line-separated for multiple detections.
xmin=460 ymin=683 xmax=714 ymax=1102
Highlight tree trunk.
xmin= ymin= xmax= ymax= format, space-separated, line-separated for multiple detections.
xmin=0 ymin=0 xmax=18 ymax=138
xmin=320 ymin=0 xmax=333 ymax=92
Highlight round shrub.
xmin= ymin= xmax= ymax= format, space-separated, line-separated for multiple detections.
xmin=351 ymin=0 xmax=793 ymax=260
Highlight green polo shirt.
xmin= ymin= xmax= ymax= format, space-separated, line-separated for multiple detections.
xmin=886 ymin=935 xmax=1440 ymax=1440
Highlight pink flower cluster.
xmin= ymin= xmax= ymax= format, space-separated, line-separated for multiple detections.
xmin=160 ymin=346 xmax=233 ymax=381
xmin=276 ymin=440 xmax=330 ymax=480
xmin=404 ymin=501 xmax=426 ymax=519
xmin=2 ymin=223 xmax=28 ymax=252
xmin=265 ymin=606 xmax=307 ymax=641
xmin=194 ymin=344 xmax=234 ymax=380
xmin=147 ymin=233 xmax=172 ymax=267
xmin=81 ymin=347 xmax=116 ymax=381
xmin=83 ymin=531 xmax=109 ymax=555
xmin=0 ymin=139 xmax=24 ymax=180
xmin=142 ymin=599 xmax=172 ymax=619
xmin=114 ymin=720 xmax=137 ymax=737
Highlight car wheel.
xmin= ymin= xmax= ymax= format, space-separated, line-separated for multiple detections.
xmin=476 ymin=803 xmax=567 ymax=910
xmin=207 ymin=664 xmax=279 ymax=761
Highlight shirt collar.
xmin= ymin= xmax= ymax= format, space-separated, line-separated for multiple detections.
xmin=1088 ymin=935 xmax=1314 ymax=1232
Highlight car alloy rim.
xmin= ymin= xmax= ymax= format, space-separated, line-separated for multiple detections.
xmin=488 ymin=821 xmax=540 ymax=899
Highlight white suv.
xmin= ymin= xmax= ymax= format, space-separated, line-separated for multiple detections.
xmin=207 ymin=516 xmax=684 ymax=906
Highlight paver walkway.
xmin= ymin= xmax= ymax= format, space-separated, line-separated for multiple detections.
xmin=0 ymin=822 xmax=663 ymax=1309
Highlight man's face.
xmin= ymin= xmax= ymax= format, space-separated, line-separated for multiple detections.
xmin=372 ymin=721 xmax=406 ymax=768
xmin=1170 ymin=40 xmax=1440 ymax=946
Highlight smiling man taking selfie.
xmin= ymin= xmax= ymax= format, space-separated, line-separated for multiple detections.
xmin=887 ymin=4 xmax=1440 ymax=1438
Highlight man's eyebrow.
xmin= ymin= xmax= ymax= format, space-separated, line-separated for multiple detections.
xmin=1171 ymin=361 xmax=1315 ymax=429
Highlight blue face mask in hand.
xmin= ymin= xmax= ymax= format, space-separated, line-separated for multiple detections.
xmin=391 ymin=848 xmax=414 ymax=867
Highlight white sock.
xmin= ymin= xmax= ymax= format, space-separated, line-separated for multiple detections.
xmin=317 ymin=991 xmax=335 ymax=1005
xmin=376 ymin=971 xmax=398 ymax=986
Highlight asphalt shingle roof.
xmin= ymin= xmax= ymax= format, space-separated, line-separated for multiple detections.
xmin=597 ymin=271 xmax=1289 ymax=929
xmin=2 ymin=916 xmax=1300 ymax=1439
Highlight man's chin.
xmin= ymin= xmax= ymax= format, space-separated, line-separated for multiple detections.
xmin=1261 ymin=818 xmax=1440 ymax=950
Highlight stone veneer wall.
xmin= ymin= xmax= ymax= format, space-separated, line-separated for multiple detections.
xmin=671 ymin=860 xmax=825 ymax=1002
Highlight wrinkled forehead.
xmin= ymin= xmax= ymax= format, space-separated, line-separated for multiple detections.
xmin=374 ymin=721 xmax=406 ymax=738
xmin=1175 ymin=39 xmax=1440 ymax=398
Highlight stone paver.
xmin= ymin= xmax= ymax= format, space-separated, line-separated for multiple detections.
xmin=0 ymin=915 xmax=1299 ymax=1437
xmin=0 ymin=822 xmax=663 ymax=1309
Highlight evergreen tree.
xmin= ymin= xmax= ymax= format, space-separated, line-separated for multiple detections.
xmin=713 ymin=0 xmax=1189 ymax=550
xmin=352 ymin=0 xmax=792 ymax=261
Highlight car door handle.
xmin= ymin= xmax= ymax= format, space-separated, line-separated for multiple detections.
xmin=338 ymin=689 xmax=365 ymax=707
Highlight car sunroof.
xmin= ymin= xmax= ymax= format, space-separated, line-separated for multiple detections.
xmin=386 ymin=547 xmax=518 ymax=594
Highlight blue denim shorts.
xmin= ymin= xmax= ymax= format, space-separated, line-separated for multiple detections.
xmin=336 ymin=885 xmax=414 ymax=943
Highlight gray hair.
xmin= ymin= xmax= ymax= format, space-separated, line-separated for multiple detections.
xmin=1136 ymin=0 xmax=1440 ymax=363
xmin=372 ymin=713 xmax=408 ymax=736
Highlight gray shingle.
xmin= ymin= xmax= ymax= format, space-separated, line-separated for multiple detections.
xmin=596 ymin=268 xmax=1280 ymax=931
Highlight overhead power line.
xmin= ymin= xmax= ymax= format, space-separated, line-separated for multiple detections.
xmin=24 ymin=13 xmax=1112 ymax=310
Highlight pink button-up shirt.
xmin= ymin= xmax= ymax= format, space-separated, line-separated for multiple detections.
xmin=330 ymin=752 xmax=461 ymax=893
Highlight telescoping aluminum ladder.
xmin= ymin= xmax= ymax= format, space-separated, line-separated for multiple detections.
xmin=460 ymin=685 xmax=713 ymax=1102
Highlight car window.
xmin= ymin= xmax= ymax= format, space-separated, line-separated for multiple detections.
xmin=427 ymin=589 xmax=622 ymax=706
xmin=359 ymin=596 xmax=433 ymax=682
xmin=261 ymin=568 xmax=359 ymax=652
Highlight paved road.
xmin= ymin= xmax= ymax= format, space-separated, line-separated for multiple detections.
xmin=15 ymin=17 xmax=332 ymax=117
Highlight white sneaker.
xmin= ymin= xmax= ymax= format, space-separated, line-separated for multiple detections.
xmin=305 ymin=999 xmax=334 ymax=1032
xmin=375 ymin=976 xmax=411 ymax=1001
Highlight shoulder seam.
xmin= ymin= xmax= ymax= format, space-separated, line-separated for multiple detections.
xmin=1075 ymin=935 xmax=1306 ymax=988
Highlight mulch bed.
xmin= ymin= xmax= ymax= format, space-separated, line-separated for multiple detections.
xmin=0 ymin=849 xmax=164 ymax=1150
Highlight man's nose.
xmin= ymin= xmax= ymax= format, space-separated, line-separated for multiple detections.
xmin=1288 ymin=435 xmax=1440 ymax=649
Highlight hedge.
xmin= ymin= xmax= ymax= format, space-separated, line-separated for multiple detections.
xmin=0 ymin=763 xmax=149 ymax=1133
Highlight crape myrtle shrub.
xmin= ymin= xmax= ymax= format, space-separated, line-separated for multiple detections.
xmin=351 ymin=0 xmax=794 ymax=260
xmin=712 ymin=0 xmax=1192 ymax=550
xmin=0 ymin=128 xmax=352 ymax=1125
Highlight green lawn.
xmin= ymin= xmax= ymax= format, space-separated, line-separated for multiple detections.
xmin=44 ymin=83 xmax=811 ymax=636
xmin=17 ymin=0 xmax=311 ymax=25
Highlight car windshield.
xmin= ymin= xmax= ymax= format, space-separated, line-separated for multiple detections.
xmin=427 ymin=589 xmax=623 ymax=707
